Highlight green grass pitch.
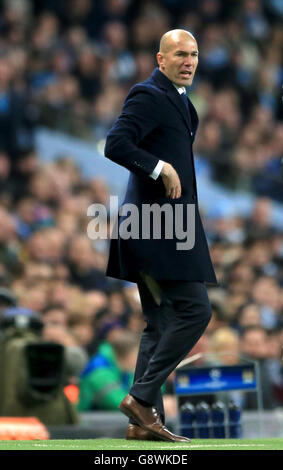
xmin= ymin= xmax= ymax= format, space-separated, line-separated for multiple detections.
xmin=0 ymin=438 xmax=283 ymax=451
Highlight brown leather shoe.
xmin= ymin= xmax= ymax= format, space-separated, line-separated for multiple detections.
xmin=119 ymin=394 xmax=190 ymax=443
xmin=126 ymin=424 xmax=161 ymax=441
xmin=126 ymin=423 xmax=191 ymax=442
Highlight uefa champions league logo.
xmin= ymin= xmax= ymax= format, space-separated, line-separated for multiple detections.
xmin=209 ymin=369 xmax=222 ymax=381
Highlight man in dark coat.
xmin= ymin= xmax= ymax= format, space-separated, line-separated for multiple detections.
xmin=104 ymin=29 xmax=217 ymax=442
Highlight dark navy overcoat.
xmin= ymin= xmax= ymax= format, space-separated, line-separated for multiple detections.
xmin=104 ymin=68 xmax=217 ymax=285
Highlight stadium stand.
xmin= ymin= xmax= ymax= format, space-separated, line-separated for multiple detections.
xmin=0 ymin=0 xmax=282 ymax=436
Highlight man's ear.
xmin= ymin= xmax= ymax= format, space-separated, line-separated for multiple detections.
xmin=156 ymin=52 xmax=163 ymax=68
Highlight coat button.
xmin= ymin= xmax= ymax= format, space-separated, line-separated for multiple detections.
xmin=192 ymin=194 xmax=196 ymax=200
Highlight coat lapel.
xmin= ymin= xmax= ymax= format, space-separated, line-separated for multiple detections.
xmin=150 ymin=68 xmax=198 ymax=134
xmin=187 ymin=97 xmax=199 ymax=136
xmin=166 ymin=86 xmax=192 ymax=131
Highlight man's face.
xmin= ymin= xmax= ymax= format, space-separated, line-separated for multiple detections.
xmin=157 ymin=36 xmax=199 ymax=87
xmin=241 ymin=330 xmax=267 ymax=358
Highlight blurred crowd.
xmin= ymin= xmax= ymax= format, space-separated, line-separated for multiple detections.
xmin=0 ymin=0 xmax=283 ymax=416
xmin=0 ymin=0 xmax=282 ymax=198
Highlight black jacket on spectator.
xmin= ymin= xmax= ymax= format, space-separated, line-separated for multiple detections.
xmin=0 ymin=89 xmax=35 ymax=158
xmin=104 ymin=68 xmax=217 ymax=284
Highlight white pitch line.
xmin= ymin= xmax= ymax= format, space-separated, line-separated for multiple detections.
xmin=3 ymin=442 xmax=267 ymax=450
xmin=188 ymin=444 xmax=265 ymax=448
xmin=98 ymin=444 xmax=267 ymax=450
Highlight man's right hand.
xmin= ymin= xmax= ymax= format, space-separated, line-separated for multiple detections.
xmin=160 ymin=162 xmax=182 ymax=199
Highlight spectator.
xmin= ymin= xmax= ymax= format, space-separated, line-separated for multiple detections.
xmin=244 ymin=197 xmax=274 ymax=238
xmin=42 ymin=307 xmax=89 ymax=388
xmin=67 ymin=234 xmax=110 ymax=291
xmin=78 ymin=329 xmax=139 ymax=411
xmin=251 ymin=276 xmax=282 ymax=330
xmin=0 ymin=57 xmax=36 ymax=157
xmin=234 ymin=302 xmax=262 ymax=331
xmin=240 ymin=325 xmax=277 ymax=409
xmin=41 ymin=303 xmax=69 ymax=328
xmin=206 ymin=301 xmax=230 ymax=334
xmin=0 ymin=287 xmax=17 ymax=316
xmin=207 ymin=326 xmax=240 ymax=365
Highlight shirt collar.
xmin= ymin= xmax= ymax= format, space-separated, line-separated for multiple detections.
xmin=173 ymin=83 xmax=186 ymax=95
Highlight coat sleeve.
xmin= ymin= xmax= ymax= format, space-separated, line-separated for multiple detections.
xmin=104 ymin=85 xmax=161 ymax=177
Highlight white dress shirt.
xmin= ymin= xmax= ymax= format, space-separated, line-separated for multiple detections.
xmin=149 ymin=83 xmax=186 ymax=180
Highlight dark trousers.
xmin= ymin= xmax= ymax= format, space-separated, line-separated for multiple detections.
xmin=129 ymin=276 xmax=212 ymax=424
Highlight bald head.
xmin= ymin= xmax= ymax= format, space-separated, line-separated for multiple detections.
xmin=159 ymin=29 xmax=196 ymax=54
xmin=157 ymin=29 xmax=198 ymax=87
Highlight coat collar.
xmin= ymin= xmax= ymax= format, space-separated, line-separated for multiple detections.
xmin=150 ymin=67 xmax=199 ymax=135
